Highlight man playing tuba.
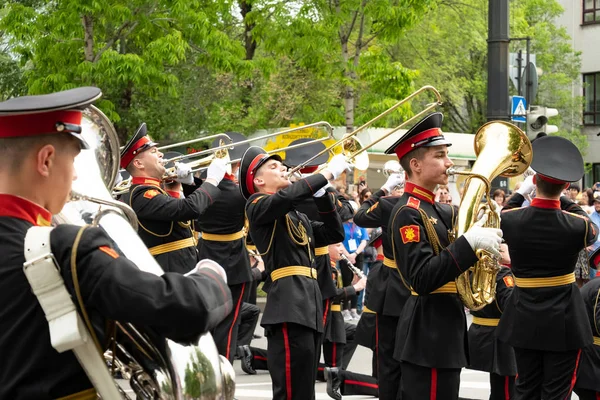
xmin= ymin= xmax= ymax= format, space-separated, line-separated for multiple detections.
xmin=0 ymin=87 xmax=233 ymax=399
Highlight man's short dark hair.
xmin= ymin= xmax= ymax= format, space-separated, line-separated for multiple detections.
xmin=568 ymin=184 xmax=580 ymax=193
xmin=0 ymin=134 xmax=74 ymax=172
xmin=399 ymin=147 xmax=428 ymax=178
xmin=536 ymin=178 xmax=566 ymax=198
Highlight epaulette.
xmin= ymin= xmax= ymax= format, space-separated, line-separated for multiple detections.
xmin=250 ymin=194 xmax=267 ymax=204
xmin=407 ymin=196 xmax=420 ymax=210
xmin=561 ymin=210 xmax=590 ymax=221
xmin=501 ymin=207 xmax=522 ymax=214
xmin=367 ymin=202 xmax=379 ymax=213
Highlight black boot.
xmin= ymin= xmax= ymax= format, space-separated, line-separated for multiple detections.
xmin=238 ymin=345 xmax=256 ymax=375
xmin=324 ymin=367 xmax=342 ymax=400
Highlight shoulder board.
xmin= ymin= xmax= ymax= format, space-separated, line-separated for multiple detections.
xmin=143 ymin=189 xmax=160 ymax=199
xmin=367 ymin=202 xmax=379 ymax=213
xmin=501 ymin=207 xmax=522 ymax=214
xmin=561 ymin=210 xmax=590 ymax=221
xmin=99 ymin=245 xmax=120 ymax=259
xmin=251 ymin=195 xmax=268 ymax=204
xmin=407 ymin=196 xmax=420 ymax=210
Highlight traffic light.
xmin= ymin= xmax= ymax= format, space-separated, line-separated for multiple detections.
xmin=527 ymin=105 xmax=559 ymax=139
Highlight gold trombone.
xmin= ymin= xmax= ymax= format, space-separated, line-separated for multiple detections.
xmin=286 ymin=85 xmax=443 ymax=177
xmin=113 ymin=121 xmax=335 ymax=195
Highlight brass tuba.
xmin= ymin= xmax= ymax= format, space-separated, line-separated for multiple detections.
xmin=447 ymin=121 xmax=532 ymax=311
xmin=56 ymin=106 xmax=235 ymax=399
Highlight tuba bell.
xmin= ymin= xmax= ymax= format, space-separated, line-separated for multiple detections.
xmin=56 ymin=106 xmax=235 ymax=399
xmin=447 ymin=121 xmax=532 ymax=311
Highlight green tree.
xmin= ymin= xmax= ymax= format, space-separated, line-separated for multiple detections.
xmin=395 ymin=0 xmax=584 ymax=149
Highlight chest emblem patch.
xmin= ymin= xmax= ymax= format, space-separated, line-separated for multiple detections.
xmin=400 ymin=225 xmax=420 ymax=244
xmin=407 ymin=197 xmax=421 ymax=209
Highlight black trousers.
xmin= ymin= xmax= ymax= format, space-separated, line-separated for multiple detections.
xmin=237 ymin=302 xmax=260 ymax=347
xmin=400 ymin=361 xmax=461 ymax=400
xmin=513 ymin=347 xmax=581 ymax=400
xmin=249 ymin=346 xmax=268 ymax=370
xmin=378 ymin=314 xmax=402 ymax=400
xmin=574 ymin=388 xmax=600 ymax=400
xmin=266 ymin=322 xmax=320 ymax=400
xmin=489 ymin=373 xmax=515 ymax=400
xmin=317 ymin=323 xmax=358 ymax=381
xmin=340 ymin=369 xmax=379 ymax=397
xmin=211 ymin=282 xmax=248 ymax=361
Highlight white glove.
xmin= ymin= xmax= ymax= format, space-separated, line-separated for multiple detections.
xmin=382 ymin=173 xmax=404 ymax=193
xmin=114 ymin=171 xmax=124 ymax=186
xmin=516 ymin=175 xmax=535 ymax=197
xmin=186 ymin=259 xmax=228 ymax=284
xmin=324 ymin=154 xmax=351 ymax=180
xmin=206 ymin=157 xmax=228 ymax=185
xmin=314 ymin=187 xmax=326 ymax=197
xmin=174 ymin=162 xmax=194 ymax=185
xmin=462 ymin=214 xmax=503 ymax=258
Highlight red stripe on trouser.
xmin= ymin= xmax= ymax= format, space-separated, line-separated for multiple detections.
xmin=596 ymin=392 xmax=600 ymax=400
xmin=565 ymin=349 xmax=582 ymax=400
xmin=430 ymin=368 xmax=437 ymax=400
xmin=255 ymin=355 xmax=267 ymax=361
xmin=332 ymin=343 xmax=337 ymax=367
xmin=345 ymin=380 xmax=378 ymax=389
xmin=225 ymin=282 xmax=246 ymax=360
xmin=504 ymin=376 xmax=509 ymax=400
xmin=283 ymin=323 xmax=292 ymax=400
xmin=375 ymin=314 xmax=379 ymax=378
xmin=323 ymin=299 xmax=330 ymax=326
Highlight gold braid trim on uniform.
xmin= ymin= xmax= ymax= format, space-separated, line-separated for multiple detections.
xmin=330 ymin=304 xmax=342 ymax=312
xmin=70 ymin=225 xmax=103 ymax=355
xmin=362 ymin=306 xmax=376 ymax=314
xmin=286 ymin=213 xmax=312 ymax=262
xmin=594 ymin=288 xmax=600 ymax=336
xmin=148 ymin=237 xmax=197 ymax=255
xmin=513 ymin=273 xmax=575 ymax=288
xmin=130 ymin=185 xmax=174 ymax=238
xmin=471 ymin=316 xmax=500 ymax=327
xmin=594 ymin=336 xmax=600 ymax=346
xmin=56 ymin=388 xmax=97 ymax=400
xmin=245 ymin=209 xmax=278 ymax=257
xmin=383 ymin=257 xmax=396 ymax=268
xmin=418 ymin=208 xmax=441 ymax=256
xmin=314 ymin=246 xmax=329 ymax=256
xmin=271 ymin=266 xmax=317 ymax=281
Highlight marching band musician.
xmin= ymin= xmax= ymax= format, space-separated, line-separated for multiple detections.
xmin=0 ymin=87 xmax=233 ymax=399
xmin=388 ymin=112 xmax=503 ymax=400
xmin=497 ymin=135 xmax=598 ymax=399
xmin=120 ymin=123 xmax=229 ymax=274
xmin=241 ymin=145 xmax=348 ymax=400
xmin=574 ymin=247 xmax=600 ymax=399
xmin=353 ymin=170 xmax=407 ymax=400
xmin=193 ymin=132 xmax=254 ymax=362
xmin=466 ymin=243 xmax=517 ymax=399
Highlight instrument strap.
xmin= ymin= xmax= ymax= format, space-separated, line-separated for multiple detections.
xmin=23 ymin=226 xmax=122 ymax=399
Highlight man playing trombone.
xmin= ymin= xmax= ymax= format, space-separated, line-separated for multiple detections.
xmin=388 ymin=112 xmax=503 ymax=400
xmin=120 ymin=124 xmax=228 ymax=274
xmin=241 ymin=146 xmax=348 ymax=400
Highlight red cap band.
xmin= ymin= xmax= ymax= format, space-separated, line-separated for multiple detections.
xmin=120 ymin=136 xmax=153 ymax=169
xmin=394 ymin=127 xmax=443 ymax=160
xmin=0 ymin=110 xmax=82 ymax=138
xmin=537 ymin=173 xmax=566 ymax=185
xmin=245 ymin=154 xmax=268 ymax=196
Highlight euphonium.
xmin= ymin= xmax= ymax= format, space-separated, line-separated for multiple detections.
xmin=447 ymin=121 xmax=532 ymax=311
xmin=56 ymin=106 xmax=235 ymax=399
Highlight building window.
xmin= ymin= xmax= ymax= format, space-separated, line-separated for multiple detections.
xmin=584 ymin=0 xmax=600 ymax=23
xmin=584 ymin=72 xmax=600 ymax=125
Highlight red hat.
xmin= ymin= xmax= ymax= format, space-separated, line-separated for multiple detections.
xmin=119 ymin=123 xmax=158 ymax=169
xmin=384 ymin=112 xmax=451 ymax=160
xmin=0 ymin=87 xmax=102 ymax=149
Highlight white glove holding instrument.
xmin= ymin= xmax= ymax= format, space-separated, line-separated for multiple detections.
xmin=516 ymin=175 xmax=535 ymax=197
xmin=382 ymin=173 xmax=404 ymax=193
xmin=462 ymin=214 xmax=503 ymax=258
xmin=324 ymin=154 xmax=351 ymax=180
xmin=174 ymin=162 xmax=194 ymax=185
xmin=206 ymin=157 xmax=228 ymax=185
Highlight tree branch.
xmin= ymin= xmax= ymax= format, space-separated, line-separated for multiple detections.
xmin=92 ymin=20 xmax=139 ymax=63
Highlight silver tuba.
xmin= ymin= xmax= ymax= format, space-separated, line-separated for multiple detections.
xmin=55 ymin=106 xmax=235 ymax=399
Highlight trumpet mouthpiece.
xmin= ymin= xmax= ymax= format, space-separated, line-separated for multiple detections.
xmin=446 ymin=167 xmax=456 ymax=176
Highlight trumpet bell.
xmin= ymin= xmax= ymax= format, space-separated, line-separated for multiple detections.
xmin=382 ymin=160 xmax=402 ymax=177
xmin=342 ymin=137 xmax=369 ymax=171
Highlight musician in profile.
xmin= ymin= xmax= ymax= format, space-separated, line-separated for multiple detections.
xmin=497 ymin=135 xmax=598 ymax=399
xmin=241 ymin=146 xmax=347 ymax=400
xmin=388 ymin=112 xmax=503 ymax=399
xmin=120 ymin=123 xmax=229 ymax=274
xmin=0 ymin=87 xmax=233 ymax=399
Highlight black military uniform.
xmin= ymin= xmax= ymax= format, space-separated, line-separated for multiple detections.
xmin=388 ymin=113 xmax=479 ymax=399
xmin=193 ymin=133 xmax=253 ymax=361
xmin=497 ymin=136 xmax=598 ymax=399
xmin=0 ymin=88 xmax=232 ymax=399
xmin=120 ymin=124 xmax=221 ymax=274
xmin=241 ymin=146 xmax=344 ymax=400
xmin=354 ymin=187 xmax=408 ymax=400
xmin=573 ymin=250 xmax=600 ymax=399
xmin=467 ymin=266 xmax=517 ymax=399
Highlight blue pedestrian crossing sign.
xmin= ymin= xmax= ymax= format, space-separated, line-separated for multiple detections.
xmin=511 ymin=96 xmax=527 ymax=123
